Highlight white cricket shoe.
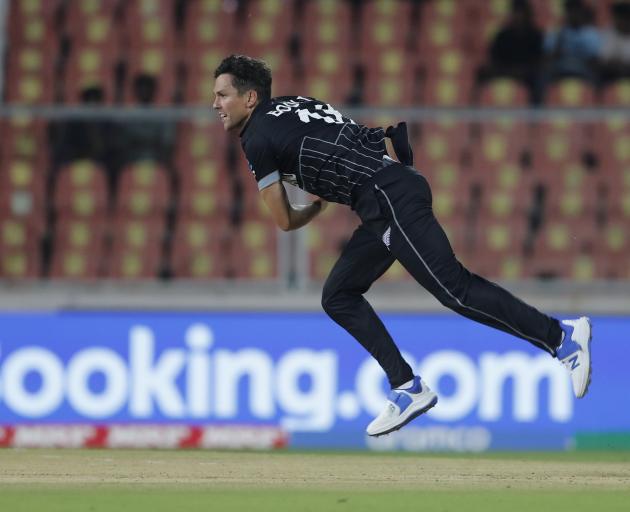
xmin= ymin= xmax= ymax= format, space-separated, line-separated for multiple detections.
xmin=557 ymin=317 xmax=592 ymax=398
xmin=366 ymin=376 xmax=438 ymax=437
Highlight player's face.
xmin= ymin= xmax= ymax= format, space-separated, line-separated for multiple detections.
xmin=213 ymin=74 xmax=255 ymax=132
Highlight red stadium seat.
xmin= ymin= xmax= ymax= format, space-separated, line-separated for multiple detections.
xmin=600 ymin=79 xmax=630 ymax=106
xmin=0 ymin=158 xmax=47 ymax=227
xmin=227 ymin=220 xmax=279 ymax=281
xmin=360 ymin=0 xmax=418 ymax=106
xmin=0 ymin=247 xmax=43 ymax=279
xmin=546 ymin=78 xmax=595 ymax=107
xmin=530 ymin=117 xmax=592 ymax=174
xmin=49 ymin=219 xmax=108 ymax=279
xmin=170 ymin=217 xmax=231 ymax=279
xmin=414 ymin=120 xmax=473 ymax=172
xmin=61 ymin=0 xmax=121 ymax=103
xmin=307 ymin=203 xmax=360 ymax=281
xmin=115 ymin=160 xmax=171 ymax=218
xmin=4 ymin=1 xmax=59 ymax=104
xmin=472 ymin=119 xmax=530 ymax=172
xmin=53 ymin=160 xmax=109 ymax=218
xmin=181 ymin=0 xmax=236 ymax=104
xmin=106 ymin=216 xmax=166 ymax=279
xmin=470 ymin=216 xmax=530 ymax=280
xmin=528 ymin=218 xmax=598 ymax=281
xmin=0 ymin=116 xmax=49 ymax=164
xmin=478 ymin=78 xmax=529 ymax=107
xmin=105 ymin=160 xmax=171 ymax=279
xmin=120 ymin=0 xmax=177 ymax=104
xmin=299 ymin=0 xmax=355 ymax=104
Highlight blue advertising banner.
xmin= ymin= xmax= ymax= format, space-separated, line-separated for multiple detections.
xmin=0 ymin=311 xmax=627 ymax=450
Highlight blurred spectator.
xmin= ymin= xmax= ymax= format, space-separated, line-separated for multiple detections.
xmin=478 ymin=0 xmax=544 ymax=104
xmin=543 ymin=0 xmax=602 ymax=84
xmin=112 ymin=74 xmax=176 ymax=170
xmin=598 ymin=1 xmax=630 ymax=84
xmin=50 ymin=85 xmax=113 ymax=169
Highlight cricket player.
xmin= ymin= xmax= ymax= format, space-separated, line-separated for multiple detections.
xmin=212 ymin=54 xmax=592 ymax=437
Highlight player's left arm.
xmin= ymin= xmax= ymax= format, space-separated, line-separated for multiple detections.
xmin=260 ymin=181 xmax=327 ymax=232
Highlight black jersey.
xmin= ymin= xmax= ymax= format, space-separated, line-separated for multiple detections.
xmin=240 ymin=96 xmax=388 ymax=205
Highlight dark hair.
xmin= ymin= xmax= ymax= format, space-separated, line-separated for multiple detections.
xmin=214 ymin=55 xmax=272 ymax=102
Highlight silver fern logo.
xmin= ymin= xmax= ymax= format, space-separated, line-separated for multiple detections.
xmin=382 ymin=226 xmax=391 ymax=249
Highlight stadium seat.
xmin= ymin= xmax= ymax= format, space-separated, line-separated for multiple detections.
xmin=4 ymin=0 xmax=59 ymax=104
xmin=414 ymin=120 xmax=473 ymax=174
xmin=470 ymin=216 xmax=530 ymax=280
xmin=418 ymin=0 xmax=468 ymax=53
xmin=478 ymin=78 xmax=529 ymax=107
xmin=106 ymin=215 xmax=166 ymax=279
xmin=103 ymin=160 xmax=171 ymax=279
xmin=600 ymin=79 xmax=630 ymax=106
xmin=0 ymin=245 xmax=43 ymax=279
xmin=0 ymin=158 xmax=46 ymax=279
xmin=175 ymin=120 xmax=231 ymax=217
xmin=53 ymin=160 xmax=109 ymax=218
xmin=299 ymin=0 xmax=354 ymax=104
xmin=180 ymin=0 xmax=238 ymax=104
xmin=593 ymin=220 xmax=630 ymax=278
xmin=49 ymin=219 xmax=107 ymax=279
xmin=546 ymin=78 xmax=596 ymax=107
xmin=0 ymin=158 xmax=47 ymax=227
xmin=62 ymin=0 xmax=121 ymax=103
xmin=530 ymin=117 xmax=592 ymax=176
xmin=120 ymin=0 xmax=177 ymax=104
xmin=601 ymin=166 xmax=630 ymax=226
xmin=227 ymin=222 xmax=279 ymax=280
xmin=236 ymin=0 xmax=294 ymax=94
xmin=0 ymin=115 xmax=49 ymax=165
xmin=50 ymin=160 xmax=109 ymax=279
xmin=363 ymin=48 xmax=418 ymax=106
xmin=307 ymin=203 xmax=360 ymax=282
xmin=170 ymin=217 xmax=231 ymax=279
xmin=360 ymin=0 xmax=418 ymax=106
xmin=63 ymin=44 xmax=118 ymax=104
xmin=472 ymin=119 xmax=530 ymax=172
xmin=115 ymin=160 xmax=171 ymax=218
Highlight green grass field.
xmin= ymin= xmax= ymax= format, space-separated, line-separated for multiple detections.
xmin=1 ymin=450 xmax=629 ymax=512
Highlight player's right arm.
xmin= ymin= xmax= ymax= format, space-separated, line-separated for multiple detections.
xmin=260 ymin=181 xmax=327 ymax=231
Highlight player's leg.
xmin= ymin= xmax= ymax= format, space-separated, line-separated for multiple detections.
xmin=322 ymin=224 xmax=439 ymax=436
xmin=321 ymin=224 xmax=414 ymax=388
xmin=374 ymin=172 xmax=561 ymax=353
xmin=372 ymin=165 xmax=591 ymax=397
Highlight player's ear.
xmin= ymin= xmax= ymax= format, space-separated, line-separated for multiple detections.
xmin=246 ymin=90 xmax=258 ymax=107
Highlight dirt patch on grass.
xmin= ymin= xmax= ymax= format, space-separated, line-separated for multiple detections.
xmin=1 ymin=450 xmax=629 ymax=491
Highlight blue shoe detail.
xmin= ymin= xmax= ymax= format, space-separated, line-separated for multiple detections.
xmin=396 ymin=375 xmax=422 ymax=393
xmin=387 ymin=390 xmax=413 ymax=413
xmin=556 ymin=323 xmax=581 ymax=360
xmin=366 ymin=376 xmax=438 ymax=437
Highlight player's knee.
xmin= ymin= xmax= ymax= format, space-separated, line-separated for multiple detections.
xmin=321 ymin=284 xmax=342 ymax=317
xmin=426 ymin=283 xmax=461 ymax=311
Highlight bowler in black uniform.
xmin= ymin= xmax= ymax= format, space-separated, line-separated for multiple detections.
xmin=213 ymin=55 xmax=593 ymax=437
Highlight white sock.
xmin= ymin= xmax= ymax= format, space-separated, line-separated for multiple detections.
xmin=395 ymin=378 xmax=415 ymax=390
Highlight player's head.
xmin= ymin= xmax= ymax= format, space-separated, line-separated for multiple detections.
xmin=213 ymin=55 xmax=272 ymax=132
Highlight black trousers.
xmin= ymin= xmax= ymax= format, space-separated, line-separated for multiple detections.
xmin=321 ymin=162 xmax=563 ymax=389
